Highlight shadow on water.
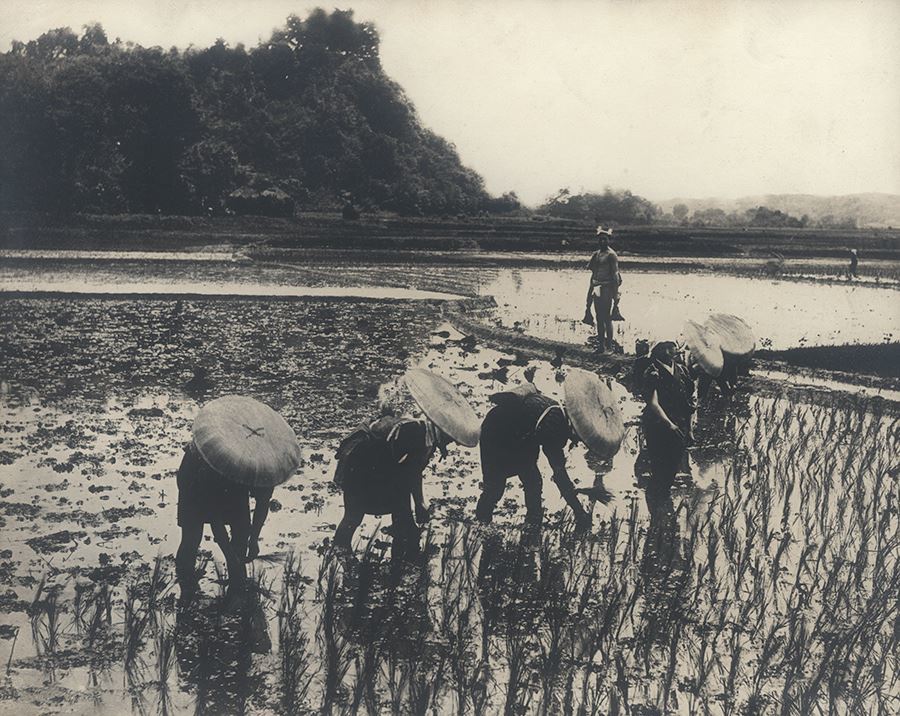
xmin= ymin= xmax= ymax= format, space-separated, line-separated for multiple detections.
xmin=4 ymin=361 xmax=898 ymax=714
xmin=175 ymin=598 xmax=270 ymax=716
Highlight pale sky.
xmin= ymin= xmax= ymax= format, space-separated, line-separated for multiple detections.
xmin=2 ymin=0 xmax=899 ymax=205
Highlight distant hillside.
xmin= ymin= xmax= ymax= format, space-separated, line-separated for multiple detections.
xmin=657 ymin=194 xmax=900 ymax=229
xmin=0 ymin=9 xmax=507 ymax=217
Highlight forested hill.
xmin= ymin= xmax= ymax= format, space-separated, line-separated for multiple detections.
xmin=0 ymin=9 xmax=508 ymax=217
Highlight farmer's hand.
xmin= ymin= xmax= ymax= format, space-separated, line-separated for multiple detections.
xmin=415 ymin=503 xmax=431 ymax=525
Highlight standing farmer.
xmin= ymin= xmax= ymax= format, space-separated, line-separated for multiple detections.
xmin=476 ymin=372 xmax=623 ymax=529
xmin=848 ymin=249 xmax=859 ymax=279
xmin=176 ymin=396 xmax=301 ymax=604
xmin=640 ymin=342 xmax=696 ymax=492
xmin=333 ymin=369 xmax=480 ymax=561
xmin=583 ymin=227 xmax=622 ymax=352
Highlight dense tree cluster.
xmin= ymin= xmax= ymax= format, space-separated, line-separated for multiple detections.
xmin=686 ymin=206 xmax=856 ymax=230
xmin=538 ymin=188 xmax=660 ymax=225
xmin=0 ymin=10 xmax=501 ymax=216
xmin=539 ymin=189 xmax=858 ymax=230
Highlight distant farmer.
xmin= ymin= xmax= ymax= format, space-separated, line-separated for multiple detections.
xmin=848 ymin=248 xmax=859 ymax=279
xmin=333 ymin=369 xmax=480 ymax=561
xmin=583 ymin=227 xmax=622 ymax=352
xmin=176 ymin=396 xmax=301 ymax=604
xmin=640 ymin=342 xmax=696 ymax=491
xmin=476 ymin=373 xmax=622 ymax=529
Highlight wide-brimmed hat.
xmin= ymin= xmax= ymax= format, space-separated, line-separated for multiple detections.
xmin=563 ymin=368 xmax=624 ymax=458
xmin=682 ymin=321 xmax=724 ymax=376
xmin=704 ymin=314 xmax=755 ymax=358
xmin=489 ymin=382 xmax=538 ymax=406
xmin=404 ymin=369 xmax=480 ymax=447
xmin=192 ymin=395 xmax=302 ymax=487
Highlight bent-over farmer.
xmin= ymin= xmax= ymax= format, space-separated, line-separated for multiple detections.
xmin=333 ymin=368 xmax=480 ymax=561
xmin=476 ymin=375 xmax=623 ymax=529
xmin=175 ymin=395 xmax=301 ymax=604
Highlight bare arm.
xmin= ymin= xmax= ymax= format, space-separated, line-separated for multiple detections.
xmin=412 ymin=471 xmax=429 ymax=523
xmin=247 ymin=486 xmax=274 ymax=560
xmin=250 ymin=487 xmax=274 ymax=539
xmin=648 ymin=388 xmax=682 ymax=436
xmin=585 ymin=253 xmax=596 ymax=306
xmin=544 ymin=444 xmax=571 ymax=485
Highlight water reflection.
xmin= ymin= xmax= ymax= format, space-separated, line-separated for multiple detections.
xmin=175 ymin=594 xmax=271 ymax=715
xmin=639 ymin=488 xmax=690 ymax=644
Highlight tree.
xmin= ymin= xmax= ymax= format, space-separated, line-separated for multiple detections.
xmin=79 ymin=23 xmax=109 ymax=55
xmin=0 ymin=9 xmax=500 ymax=216
xmin=25 ymin=27 xmax=79 ymax=61
xmin=179 ymin=140 xmax=241 ymax=214
xmin=538 ymin=188 xmax=660 ymax=224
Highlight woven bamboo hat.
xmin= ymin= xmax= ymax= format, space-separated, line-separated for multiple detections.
xmin=563 ymin=368 xmax=624 ymax=457
xmin=682 ymin=320 xmax=724 ymax=376
xmin=704 ymin=313 xmax=755 ymax=358
xmin=192 ymin=395 xmax=301 ymax=487
xmin=404 ymin=369 xmax=480 ymax=447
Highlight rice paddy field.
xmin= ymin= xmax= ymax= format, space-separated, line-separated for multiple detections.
xmin=0 ymin=253 xmax=897 ymax=715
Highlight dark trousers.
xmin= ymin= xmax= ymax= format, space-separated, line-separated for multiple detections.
xmin=334 ymin=489 xmax=421 ymax=561
xmin=476 ymin=464 xmax=544 ymax=524
xmin=592 ymin=285 xmax=615 ymax=344
xmin=176 ymin=520 xmax=249 ymax=591
xmin=642 ymin=417 xmax=685 ymax=489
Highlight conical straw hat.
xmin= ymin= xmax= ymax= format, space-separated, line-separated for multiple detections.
xmin=563 ymin=368 xmax=624 ymax=458
xmin=404 ymin=369 xmax=480 ymax=447
xmin=704 ymin=313 xmax=755 ymax=358
xmin=192 ymin=395 xmax=302 ymax=487
xmin=682 ymin=320 xmax=724 ymax=377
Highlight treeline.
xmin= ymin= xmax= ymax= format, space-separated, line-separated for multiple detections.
xmin=0 ymin=10 xmax=512 ymax=217
xmin=678 ymin=205 xmax=857 ymax=230
xmin=539 ymin=189 xmax=858 ymax=229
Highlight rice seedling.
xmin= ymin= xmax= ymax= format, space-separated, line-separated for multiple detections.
xmin=278 ymin=553 xmax=317 ymax=715
xmin=317 ymin=556 xmax=353 ymax=713
xmin=28 ymin=578 xmax=65 ymax=659
xmin=435 ymin=524 xmax=491 ymax=715
xmin=154 ymin=627 xmax=176 ymax=716
xmin=4 ymin=626 xmax=18 ymax=676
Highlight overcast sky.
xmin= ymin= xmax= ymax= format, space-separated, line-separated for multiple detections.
xmin=2 ymin=0 xmax=899 ymax=205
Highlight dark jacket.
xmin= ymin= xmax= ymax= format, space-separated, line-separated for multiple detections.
xmin=641 ymin=361 xmax=695 ymax=434
xmin=480 ymin=389 xmax=570 ymax=477
xmin=177 ymin=443 xmax=250 ymax=527
xmin=334 ymin=416 xmax=433 ymax=514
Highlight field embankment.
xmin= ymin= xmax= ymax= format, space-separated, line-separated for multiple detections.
xmin=3 ymin=211 xmax=900 ymax=260
xmin=757 ymin=343 xmax=900 ymax=380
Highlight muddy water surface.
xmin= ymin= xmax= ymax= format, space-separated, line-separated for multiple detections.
xmin=1 ymin=261 xmax=897 ymax=714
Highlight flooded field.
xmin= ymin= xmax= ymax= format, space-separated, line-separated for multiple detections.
xmin=3 ymin=254 xmax=898 ymax=350
xmin=0 ymin=257 xmax=898 ymax=714
xmin=482 ymin=268 xmax=899 ymax=351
